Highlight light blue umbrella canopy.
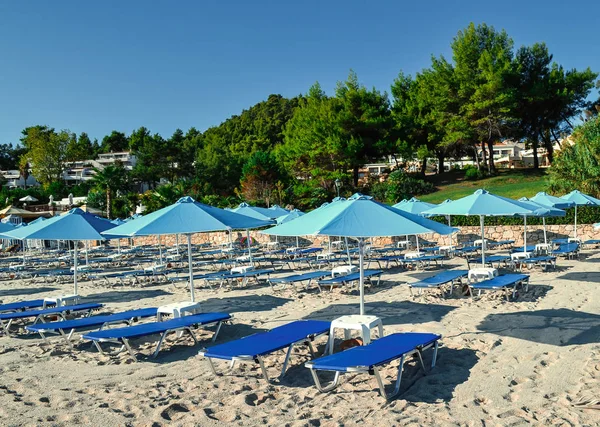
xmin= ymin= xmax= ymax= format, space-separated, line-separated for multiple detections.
xmin=560 ymin=190 xmax=600 ymax=238
xmin=530 ymin=192 xmax=575 ymax=209
xmin=103 ymin=196 xmax=272 ymax=302
xmin=423 ymin=189 xmax=536 ymax=264
xmin=2 ymin=208 xmax=118 ymax=295
xmin=4 ymin=208 xmax=115 ymax=241
xmin=28 ymin=217 xmax=47 ymax=225
xmin=560 ymin=190 xmax=600 ymax=206
xmin=230 ymin=202 xmax=278 ymax=221
xmin=422 ymin=189 xmax=535 ymax=217
xmin=0 ymin=221 xmax=16 ymax=234
xmin=264 ymin=194 xmax=456 ymax=315
xmin=268 ymin=205 xmax=290 ymax=217
xmin=392 ymin=197 xmax=437 ymax=216
xmin=104 ymin=197 xmax=270 ymax=237
xmin=276 ymin=209 xmax=305 ymax=225
xmin=265 ymin=194 xmax=456 ymax=238
xmin=110 ymin=218 xmax=126 ymax=226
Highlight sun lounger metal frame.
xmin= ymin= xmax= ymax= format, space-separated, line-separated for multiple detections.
xmin=82 ymin=312 xmax=231 ymax=360
xmin=317 ymin=269 xmax=383 ymax=292
xmin=267 ymin=271 xmax=330 ymax=292
xmin=408 ymin=270 xmax=468 ymax=296
xmin=305 ymin=332 xmax=441 ymax=400
xmin=199 ymin=320 xmax=331 ymax=382
xmin=467 ymin=274 xmax=530 ymax=300
xmin=0 ymin=303 xmax=103 ymax=336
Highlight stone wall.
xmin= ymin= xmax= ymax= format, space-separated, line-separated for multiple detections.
xmin=119 ymin=223 xmax=597 ymax=249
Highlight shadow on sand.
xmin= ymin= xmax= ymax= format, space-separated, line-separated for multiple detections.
xmin=477 ymin=308 xmax=600 ymax=346
xmin=0 ymin=287 xmax=58 ymax=298
xmin=201 ymin=294 xmax=292 ymax=314
xmin=305 ymin=300 xmax=456 ymax=326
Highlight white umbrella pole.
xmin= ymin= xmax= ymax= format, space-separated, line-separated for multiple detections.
xmin=84 ymin=241 xmax=89 ymax=266
xmin=344 ymin=236 xmax=351 ymax=265
xmin=480 ymin=215 xmax=486 ymax=265
xmin=574 ymin=205 xmax=578 ymax=238
xmin=543 ymin=217 xmax=547 ymax=244
xmin=117 ymin=239 xmax=121 ymax=254
xmin=176 ymin=234 xmax=180 ymax=256
xmin=328 ymin=236 xmax=331 ymax=253
xmin=158 ymin=235 xmax=163 ymax=264
xmin=359 ymin=238 xmax=365 ymax=316
xmin=73 ymin=241 xmax=78 ymax=295
xmin=187 ymin=234 xmax=195 ymax=302
xmin=246 ymin=230 xmax=254 ymax=266
xmin=296 ymin=236 xmax=299 ymax=247
xmin=416 ymin=236 xmax=420 ymax=252
xmin=22 ymin=239 xmax=26 ymax=264
xmin=523 ymin=216 xmax=527 ymax=253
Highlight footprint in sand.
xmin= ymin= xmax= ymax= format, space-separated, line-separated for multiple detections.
xmin=159 ymin=402 xmax=190 ymax=421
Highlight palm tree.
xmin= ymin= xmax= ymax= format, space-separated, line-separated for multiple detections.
xmin=91 ymin=164 xmax=128 ymax=219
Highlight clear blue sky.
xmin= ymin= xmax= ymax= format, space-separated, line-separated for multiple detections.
xmin=1 ymin=0 xmax=598 ymax=146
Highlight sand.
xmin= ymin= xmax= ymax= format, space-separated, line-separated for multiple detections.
xmin=0 ymin=251 xmax=599 ymax=426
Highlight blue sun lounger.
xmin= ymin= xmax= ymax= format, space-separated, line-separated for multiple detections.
xmin=82 ymin=312 xmax=231 ymax=360
xmin=0 ymin=303 xmax=103 ymax=336
xmin=369 ymin=255 xmax=405 ymax=269
xmin=466 ymin=255 xmax=511 ymax=269
xmin=583 ymin=239 xmax=600 ymax=248
xmin=199 ymin=319 xmax=331 ymax=382
xmin=408 ymin=270 xmax=469 ymax=295
xmin=515 ymin=256 xmax=556 ymax=271
xmin=553 ymin=243 xmax=580 ymax=259
xmin=305 ymin=332 xmax=441 ymax=400
xmin=467 ymin=273 xmax=530 ymax=300
xmin=317 ymin=270 xmax=383 ymax=292
xmin=0 ymin=299 xmax=54 ymax=313
xmin=205 ymin=269 xmax=274 ymax=289
xmin=267 ymin=271 xmax=330 ymax=291
xmin=26 ymin=307 xmax=158 ymax=347
xmin=401 ymin=255 xmax=444 ymax=270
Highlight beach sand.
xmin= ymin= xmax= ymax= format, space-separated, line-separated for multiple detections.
xmin=0 ymin=252 xmax=599 ymax=426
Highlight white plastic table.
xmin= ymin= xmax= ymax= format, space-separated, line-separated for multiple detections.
xmin=157 ymin=302 xmax=202 ymax=321
xmin=328 ymin=315 xmax=384 ymax=354
xmin=468 ymin=267 xmax=498 ymax=282
xmin=43 ymin=294 xmax=80 ymax=309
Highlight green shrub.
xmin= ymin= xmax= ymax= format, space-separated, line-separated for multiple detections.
xmin=464 ymin=165 xmax=484 ymax=180
xmin=384 ymin=171 xmax=435 ymax=203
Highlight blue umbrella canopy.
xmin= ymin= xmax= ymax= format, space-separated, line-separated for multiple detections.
xmin=264 ymin=194 xmax=456 ymax=315
xmin=268 ymin=205 xmax=290 ymax=217
xmin=276 ymin=209 xmax=305 ymax=225
xmin=103 ymin=196 xmax=272 ymax=302
xmin=422 ymin=189 xmax=535 ymax=217
xmin=0 ymin=221 xmax=16 ymax=234
xmin=4 ymin=208 xmax=115 ymax=241
xmin=392 ymin=197 xmax=437 ymax=216
xmin=28 ymin=217 xmax=47 ymax=225
xmin=230 ymin=202 xmax=278 ymax=221
xmin=104 ymin=197 xmax=270 ymax=237
xmin=2 ymin=208 xmax=117 ymax=295
xmin=560 ymin=190 xmax=600 ymax=206
xmin=560 ymin=190 xmax=600 ymax=238
xmin=265 ymin=194 xmax=456 ymax=238
xmin=423 ymin=190 xmax=536 ymax=264
xmin=530 ymin=192 xmax=575 ymax=209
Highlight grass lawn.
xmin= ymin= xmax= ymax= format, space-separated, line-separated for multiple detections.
xmin=418 ymin=169 xmax=549 ymax=203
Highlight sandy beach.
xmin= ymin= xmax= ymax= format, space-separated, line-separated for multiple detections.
xmin=0 ymin=250 xmax=599 ymax=427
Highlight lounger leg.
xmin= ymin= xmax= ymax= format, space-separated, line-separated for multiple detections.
xmin=152 ymin=331 xmax=168 ymax=358
xmin=122 ymin=338 xmax=137 ymax=359
xmin=309 ymin=368 xmax=341 ymax=393
xmin=185 ymin=327 xmax=198 ymax=345
xmin=374 ymin=356 xmax=405 ymax=400
xmin=279 ymin=343 xmax=295 ymax=379
xmin=93 ymin=341 xmax=105 ymax=355
xmin=256 ymin=356 xmax=270 ymax=382
xmin=212 ymin=321 xmax=223 ymax=342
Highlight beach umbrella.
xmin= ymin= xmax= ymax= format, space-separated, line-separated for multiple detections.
xmin=423 ymin=189 xmax=535 ymax=264
xmin=263 ymin=194 xmax=456 ymax=315
xmin=530 ymin=192 xmax=575 ymax=210
xmin=560 ymin=190 xmax=600 ymax=238
xmin=276 ymin=209 xmax=305 ymax=247
xmin=392 ymin=197 xmax=438 ymax=250
xmin=110 ymin=219 xmax=126 ymax=253
xmin=268 ymin=205 xmax=290 ymax=217
xmin=2 ymin=208 xmax=117 ymax=295
xmin=103 ymin=196 xmax=271 ymax=302
xmin=230 ymin=202 xmax=279 ymax=221
xmin=517 ymin=197 xmax=566 ymax=249
xmin=19 ymin=195 xmax=38 ymax=203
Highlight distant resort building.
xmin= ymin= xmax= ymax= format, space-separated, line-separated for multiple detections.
xmin=1 ymin=151 xmax=137 ymax=188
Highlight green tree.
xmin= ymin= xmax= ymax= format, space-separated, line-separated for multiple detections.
xmin=20 ymin=126 xmax=70 ymax=187
xmin=90 ymin=163 xmax=129 ymax=218
xmin=130 ymin=127 xmax=169 ymax=188
xmin=240 ymin=151 xmax=285 ymax=206
xmin=101 ymin=131 xmax=129 ymax=153
xmin=66 ymin=132 xmax=94 ymax=161
xmin=451 ymin=23 xmax=517 ymax=173
xmin=549 ymin=114 xmax=600 ymax=196
xmin=0 ymin=143 xmax=26 ymax=170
